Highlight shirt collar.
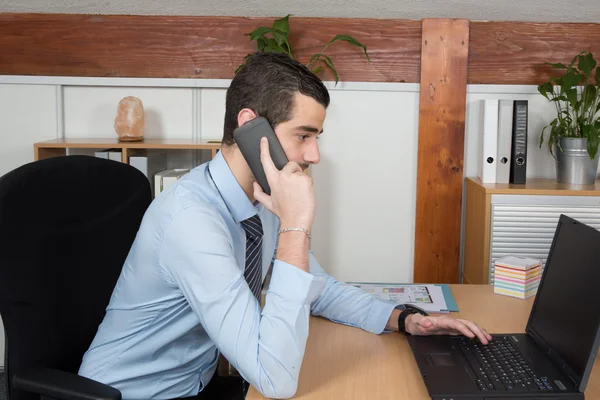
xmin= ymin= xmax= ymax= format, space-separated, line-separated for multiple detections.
xmin=208 ymin=150 xmax=259 ymax=223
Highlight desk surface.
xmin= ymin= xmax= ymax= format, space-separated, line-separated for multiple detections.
xmin=247 ymin=284 xmax=600 ymax=399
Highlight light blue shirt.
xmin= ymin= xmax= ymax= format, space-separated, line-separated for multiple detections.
xmin=78 ymin=151 xmax=398 ymax=399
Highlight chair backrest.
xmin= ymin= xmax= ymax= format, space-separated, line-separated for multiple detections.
xmin=0 ymin=155 xmax=152 ymax=400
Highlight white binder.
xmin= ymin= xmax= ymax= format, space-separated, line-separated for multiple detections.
xmin=496 ymin=100 xmax=514 ymax=184
xmin=477 ymin=99 xmax=499 ymax=183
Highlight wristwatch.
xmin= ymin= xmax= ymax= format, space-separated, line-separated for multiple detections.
xmin=397 ymin=304 xmax=429 ymax=334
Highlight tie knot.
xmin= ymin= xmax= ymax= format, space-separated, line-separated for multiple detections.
xmin=241 ymin=214 xmax=263 ymax=238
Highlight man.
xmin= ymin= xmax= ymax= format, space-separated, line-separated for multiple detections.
xmin=79 ymin=52 xmax=491 ymax=400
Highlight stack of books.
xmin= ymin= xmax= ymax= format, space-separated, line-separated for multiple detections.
xmin=493 ymin=256 xmax=543 ymax=299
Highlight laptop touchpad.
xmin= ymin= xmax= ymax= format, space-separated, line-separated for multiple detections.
xmin=426 ymin=352 xmax=455 ymax=366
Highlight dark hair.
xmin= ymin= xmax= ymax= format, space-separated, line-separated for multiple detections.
xmin=222 ymin=52 xmax=330 ymax=146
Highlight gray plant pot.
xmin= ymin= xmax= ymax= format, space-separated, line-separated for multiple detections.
xmin=554 ymin=137 xmax=600 ymax=184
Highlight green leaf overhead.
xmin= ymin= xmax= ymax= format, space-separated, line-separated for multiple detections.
xmin=249 ymin=27 xmax=273 ymax=41
xmin=238 ymin=15 xmax=370 ymax=85
xmin=272 ymin=14 xmax=290 ymax=34
xmin=309 ymin=53 xmax=339 ymax=84
xmin=324 ymin=34 xmax=371 ymax=62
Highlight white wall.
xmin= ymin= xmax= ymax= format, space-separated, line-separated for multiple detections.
xmin=0 ymin=84 xmax=59 ymax=177
xmin=312 ymin=88 xmax=420 ymax=283
xmin=63 ymin=86 xmax=195 ymax=139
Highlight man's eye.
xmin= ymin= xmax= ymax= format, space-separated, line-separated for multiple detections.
xmin=299 ymin=135 xmax=309 ymax=141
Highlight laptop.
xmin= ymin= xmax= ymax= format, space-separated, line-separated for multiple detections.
xmin=408 ymin=214 xmax=600 ymax=399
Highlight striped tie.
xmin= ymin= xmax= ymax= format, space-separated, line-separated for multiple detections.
xmin=241 ymin=214 xmax=263 ymax=300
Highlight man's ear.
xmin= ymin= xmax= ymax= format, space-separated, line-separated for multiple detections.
xmin=237 ymin=108 xmax=257 ymax=129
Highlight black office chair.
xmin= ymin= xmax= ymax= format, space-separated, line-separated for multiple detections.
xmin=0 ymin=155 xmax=152 ymax=400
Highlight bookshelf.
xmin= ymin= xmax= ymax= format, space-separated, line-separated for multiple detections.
xmin=463 ymin=177 xmax=600 ymax=285
xmin=34 ymin=138 xmax=222 ymax=162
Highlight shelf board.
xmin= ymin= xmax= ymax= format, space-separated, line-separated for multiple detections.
xmin=34 ymin=138 xmax=222 ymax=151
xmin=466 ymin=176 xmax=600 ymax=196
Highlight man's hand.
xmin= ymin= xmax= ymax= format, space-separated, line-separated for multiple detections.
xmin=406 ymin=314 xmax=493 ymax=344
xmin=253 ymin=137 xmax=315 ymax=231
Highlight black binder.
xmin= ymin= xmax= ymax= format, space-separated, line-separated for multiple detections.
xmin=509 ymin=100 xmax=528 ymax=184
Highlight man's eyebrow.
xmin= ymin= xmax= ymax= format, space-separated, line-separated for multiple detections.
xmin=294 ymin=125 xmax=323 ymax=134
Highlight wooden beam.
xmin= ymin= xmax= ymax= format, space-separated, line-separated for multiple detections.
xmin=413 ymin=19 xmax=469 ymax=284
xmin=0 ymin=13 xmax=421 ymax=83
xmin=469 ymin=21 xmax=600 ymax=84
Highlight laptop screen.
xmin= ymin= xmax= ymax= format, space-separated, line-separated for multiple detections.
xmin=527 ymin=215 xmax=600 ymax=389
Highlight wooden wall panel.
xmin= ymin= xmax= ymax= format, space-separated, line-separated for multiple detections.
xmin=469 ymin=21 xmax=600 ymax=84
xmin=413 ymin=19 xmax=469 ymax=284
xmin=0 ymin=13 xmax=421 ymax=83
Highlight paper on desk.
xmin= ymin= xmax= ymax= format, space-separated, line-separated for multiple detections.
xmin=349 ymin=283 xmax=457 ymax=314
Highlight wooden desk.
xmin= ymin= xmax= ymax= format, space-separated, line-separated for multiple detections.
xmin=247 ymin=284 xmax=600 ymax=399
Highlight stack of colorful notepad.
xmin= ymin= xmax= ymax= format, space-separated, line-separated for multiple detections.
xmin=493 ymin=256 xmax=543 ymax=299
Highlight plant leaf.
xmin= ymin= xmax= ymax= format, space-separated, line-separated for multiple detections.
xmin=257 ymin=37 xmax=285 ymax=53
xmin=596 ymin=64 xmax=600 ymax=86
xmin=569 ymin=52 xmax=582 ymax=68
xmin=308 ymin=53 xmax=322 ymax=64
xmin=312 ymin=66 xmax=323 ymax=75
xmin=271 ymin=30 xmax=288 ymax=47
xmin=544 ymin=62 xmax=569 ymax=69
xmin=578 ymin=52 xmax=597 ymax=77
xmin=586 ymin=126 xmax=599 ymax=159
xmin=540 ymin=124 xmax=549 ymax=148
xmin=538 ymin=82 xmax=554 ymax=100
xmin=309 ymin=53 xmax=339 ymax=84
xmin=325 ymin=34 xmax=370 ymax=62
xmin=565 ymin=88 xmax=578 ymax=110
xmin=272 ymin=14 xmax=290 ymax=35
xmin=549 ymin=76 xmax=561 ymax=86
xmin=265 ymin=43 xmax=287 ymax=54
xmin=255 ymin=37 xmax=267 ymax=52
xmin=550 ymin=95 xmax=568 ymax=103
xmin=561 ymin=72 xmax=583 ymax=94
xmin=582 ymin=84 xmax=597 ymax=112
xmin=249 ymin=27 xmax=273 ymax=41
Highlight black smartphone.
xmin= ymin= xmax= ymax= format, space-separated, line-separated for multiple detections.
xmin=233 ymin=116 xmax=289 ymax=195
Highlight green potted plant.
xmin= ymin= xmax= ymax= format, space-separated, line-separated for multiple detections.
xmin=236 ymin=15 xmax=370 ymax=85
xmin=538 ymin=51 xmax=600 ymax=184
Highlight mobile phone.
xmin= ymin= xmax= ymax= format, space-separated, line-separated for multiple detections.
xmin=233 ymin=116 xmax=289 ymax=195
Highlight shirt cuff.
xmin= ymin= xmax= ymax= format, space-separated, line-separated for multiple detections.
xmin=366 ymin=298 xmax=400 ymax=334
xmin=268 ymin=260 xmax=326 ymax=304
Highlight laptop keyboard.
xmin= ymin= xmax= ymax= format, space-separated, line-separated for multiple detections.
xmin=454 ymin=336 xmax=556 ymax=392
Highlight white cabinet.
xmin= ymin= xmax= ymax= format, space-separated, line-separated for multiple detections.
xmin=488 ymin=195 xmax=600 ymax=282
xmin=463 ymin=177 xmax=600 ymax=284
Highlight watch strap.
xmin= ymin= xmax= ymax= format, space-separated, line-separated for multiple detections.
xmin=396 ymin=304 xmax=429 ymax=334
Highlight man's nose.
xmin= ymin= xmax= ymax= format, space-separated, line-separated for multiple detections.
xmin=304 ymin=141 xmax=321 ymax=165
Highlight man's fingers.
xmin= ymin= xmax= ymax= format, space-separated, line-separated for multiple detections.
xmin=259 ymin=137 xmax=278 ymax=178
xmin=458 ymin=319 xmax=491 ymax=344
xmin=253 ymin=182 xmax=273 ymax=210
xmin=281 ymin=160 xmax=303 ymax=175
xmin=437 ymin=330 xmax=462 ymax=336
xmin=438 ymin=317 xmax=476 ymax=339
xmin=419 ymin=316 xmax=472 ymax=339
xmin=408 ymin=315 xmax=492 ymax=345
